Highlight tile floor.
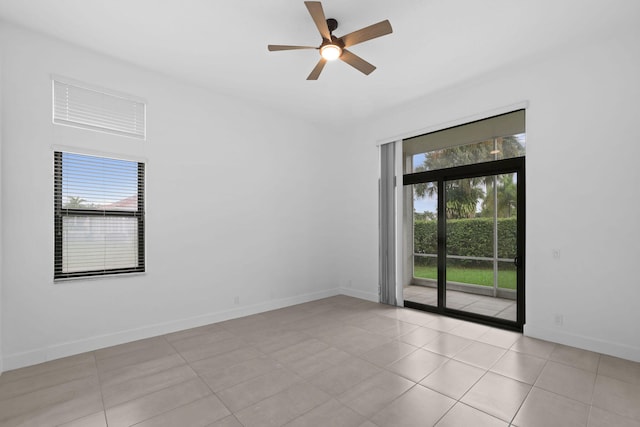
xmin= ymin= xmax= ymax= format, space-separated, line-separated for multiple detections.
xmin=1 ymin=295 xmax=639 ymax=426
xmin=404 ymin=285 xmax=517 ymax=321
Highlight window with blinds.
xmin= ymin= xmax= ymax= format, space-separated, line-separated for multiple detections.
xmin=53 ymin=79 xmax=146 ymax=139
xmin=54 ymin=151 xmax=145 ymax=279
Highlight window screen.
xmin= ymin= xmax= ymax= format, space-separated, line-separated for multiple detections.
xmin=54 ymin=151 xmax=145 ymax=279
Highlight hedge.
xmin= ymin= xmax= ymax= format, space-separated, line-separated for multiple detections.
xmin=414 ymin=217 xmax=516 ymax=266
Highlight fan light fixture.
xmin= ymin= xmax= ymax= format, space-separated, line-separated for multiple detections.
xmin=320 ymin=44 xmax=342 ymax=60
xmin=267 ymin=2 xmax=393 ymax=80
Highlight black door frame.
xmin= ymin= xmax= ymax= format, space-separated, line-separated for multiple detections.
xmin=403 ymin=157 xmax=525 ymax=332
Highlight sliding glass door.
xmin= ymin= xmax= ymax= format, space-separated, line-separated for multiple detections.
xmin=403 ymin=158 xmax=525 ymax=331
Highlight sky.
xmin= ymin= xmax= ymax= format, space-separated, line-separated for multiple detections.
xmin=61 ymin=152 xmax=139 ymax=208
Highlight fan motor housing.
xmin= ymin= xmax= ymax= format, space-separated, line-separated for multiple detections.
xmin=326 ymin=18 xmax=338 ymax=33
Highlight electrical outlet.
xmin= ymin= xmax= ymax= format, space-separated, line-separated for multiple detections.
xmin=554 ymin=314 xmax=564 ymax=326
xmin=553 ymin=249 xmax=561 ymax=259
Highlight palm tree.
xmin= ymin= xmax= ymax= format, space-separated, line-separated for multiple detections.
xmin=64 ymin=196 xmax=86 ymax=208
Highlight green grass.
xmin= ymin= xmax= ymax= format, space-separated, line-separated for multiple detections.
xmin=414 ymin=265 xmax=516 ymax=289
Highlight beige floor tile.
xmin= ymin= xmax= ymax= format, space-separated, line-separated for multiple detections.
xmin=453 ymin=342 xmax=506 ymax=369
xmin=588 ymin=406 xmax=640 ymax=427
xmin=535 ymin=360 xmax=596 ymax=403
xmin=167 ymin=329 xmax=237 ymax=353
xmin=0 ymin=375 xmax=100 ymax=423
xmin=377 ymin=320 xmax=421 ymax=338
xmin=360 ymin=341 xmax=418 ymax=367
xmin=207 ymin=415 xmax=244 ymax=427
xmin=1 ymin=390 xmax=104 ymax=427
xmin=102 ymin=364 xmax=197 ymax=408
xmin=476 ymin=328 xmax=521 ymax=349
xmin=371 ymin=385 xmax=455 ymax=427
xmin=99 ymin=353 xmax=186 ymax=388
xmin=308 ymin=357 xmax=381 ymax=395
xmin=379 ymin=306 xmax=439 ymax=325
xmin=397 ymin=326 xmax=441 ymax=347
xmin=0 ymin=353 xmax=95 ymax=385
xmin=285 ymin=398 xmax=367 ymax=427
xmin=449 ymin=322 xmax=491 ymax=340
xmin=200 ymin=355 xmax=279 ymax=392
xmin=0 ymin=357 xmax=97 ymax=401
xmin=490 ymin=350 xmax=546 ymax=384
xmin=235 ymin=382 xmax=331 ymax=427
xmin=436 ymin=402 xmax=508 ymax=427
xmin=461 ymin=372 xmax=531 ymax=422
xmin=346 ymin=313 xmax=405 ymax=332
xmin=252 ymin=330 xmax=311 ymax=354
xmin=96 ymin=339 xmax=177 ymax=374
xmin=269 ymin=338 xmax=329 ymax=364
xmin=328 ymin=329 xmax=392 ymax=356
xmin=164 ymin=322 xmax=227 ymax=343
xmin=592 ymin=374 xmax=640 ymax=421
xmin=57 ymin=411 xmax=107 ymax=427
xmin=217 ymin=367 xmax=302 ymax=412
xmin=5 ymin=298 xmax=640 ymax=427
xmin=550 ymin=344 xmax=600 ymax=372
xmin=105 ymin=378 xmax=211 ymax=427
xmin=176 ymin=337 xmax=248 ymax=363
xmin=421 ymin=359 xmax=485 ymax=400
xmin=426 ymin=317 xmax=467 ymax=332
xmin=598 ymin=354 xmax=640 ymax=385
xmin=513 ymin=387 xmax=589 ymax=427
xmin=387 ymin=348 xmax=448 ymax=382
xmin=189 ymin=346 xmax=263 ymax=377
xmin=511 ymin=336 xmax=556 ymax=359
xmin=285 ymin=346 xmax=352 ymax=378
xmin=134 ymin=395 xmax=231 ymax=427
xmin=422 ymin=332 xmax=473 ymax=357
xmin=94 ymin=336 xmax=168 ymax=360
xmin=338 ymin=371 xmax=414 ymax=417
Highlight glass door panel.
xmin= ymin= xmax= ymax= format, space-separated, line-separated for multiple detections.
xmin=403 ymin=182 xmax=438 ymax=308
xmin=444 ymin=173 xmax=518 ymax=321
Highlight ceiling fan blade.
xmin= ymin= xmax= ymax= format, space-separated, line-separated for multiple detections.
xmin=340 ymin=20 xmax=393 ymax=48
xmin=268 ymin=45 xmax=317 ymax=51
xmin=307 ymin=58 xmax=327 ymax=80
xmin=340 ymin=49 xmax=376 ymax=75
xmin=305 ymin=1 xmax=332 ymax=41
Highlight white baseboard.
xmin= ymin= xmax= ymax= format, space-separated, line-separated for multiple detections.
xmin=339 ymin=287 xmax=379 ymax=303
xmin=3 ymin=287 xmax=342 ymax=372
xmin=524 ymin=324 xmax=640 ymax=363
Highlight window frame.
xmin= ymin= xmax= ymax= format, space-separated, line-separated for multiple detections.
xmin=54 ymin=151 xmax=146 ymax=280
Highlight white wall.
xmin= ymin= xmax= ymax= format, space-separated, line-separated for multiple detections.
xmin=336 ymin=25 xmax=640 ymax=361
xmin=0 ymin=22 xmax=341 ymax=371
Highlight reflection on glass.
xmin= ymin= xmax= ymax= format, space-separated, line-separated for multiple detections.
xmin=410 ymin=134 xmax=525 ymax=173
xmin=443 ymin=172 xmax=518 ymax=321
xmin=404 ymin=182 xmax=438 ymax=307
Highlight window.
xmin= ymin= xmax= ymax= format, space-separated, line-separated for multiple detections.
xmin=54 ymin=151 xmax=145 ymax=279
xmin=53 ymin=78 xmax=146 ymax=139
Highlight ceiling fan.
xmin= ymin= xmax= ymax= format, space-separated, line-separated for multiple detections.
xmin=268 ymin=1 xmax=393 ymax=80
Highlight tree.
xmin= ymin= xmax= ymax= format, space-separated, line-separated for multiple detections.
xmin=64 ymin=196 xmax=86 ymax=208
xmin=481 ymin=174 xmax=517 ymax=218
xmin=412 ymin=136 xmax=524 ymax=219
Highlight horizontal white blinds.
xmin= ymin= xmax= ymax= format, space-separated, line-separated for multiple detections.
xmin=53 ymin=80 xmax=146 ymax=139
xmin=54 ymin=151 xmax=145 ymax=279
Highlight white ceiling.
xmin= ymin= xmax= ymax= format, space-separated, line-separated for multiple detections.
xmin=0 ymin=0 xmax=636 ymax=124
